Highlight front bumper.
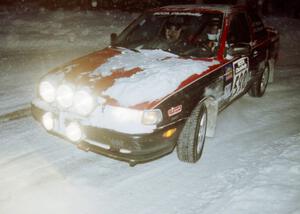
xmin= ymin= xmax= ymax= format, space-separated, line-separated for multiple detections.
xmin=31 ymin=102 xmax=184 ymax=165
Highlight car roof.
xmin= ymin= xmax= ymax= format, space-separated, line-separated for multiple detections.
xmin=152 ymin=4 xmax=245 ymax=14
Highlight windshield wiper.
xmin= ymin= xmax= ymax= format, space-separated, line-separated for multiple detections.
xmin=112 ymin=43 xmax=140 ymax=53
xmin=128 ymin=47 xmax=140 ymax=53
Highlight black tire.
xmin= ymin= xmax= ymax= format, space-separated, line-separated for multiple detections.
xmin=248 ymin=62 xmax=270 ymax=97
xmin=177 ymin=102 xmax=207 ymax=163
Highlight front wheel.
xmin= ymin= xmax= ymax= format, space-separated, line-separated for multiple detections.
xmin=249 ymin=62 xmax=270 ymax=97
xmin=177 ymin=102 xmax=207 ymax=163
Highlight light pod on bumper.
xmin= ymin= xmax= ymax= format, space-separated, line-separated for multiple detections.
xmin=65 ymin=122 xmax=82 ymax=142
xmin=42 ymin=112 xmax=54 ymax=131
xmin=73 ymin=90 xmax=95 ymax=116
xmin=56 ymin=84 xmax=74 ymax=108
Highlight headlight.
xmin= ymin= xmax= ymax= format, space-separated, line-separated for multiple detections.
xmin=39 ymin=81 xmax=56 ymax=103
xmin=142 ymin=109 xmax=162 ymax=125
xmin=111 ymin=107 xmax=142 ymax=123
xmin=73 ymin=90 xmax=95 ymax=116
xmin=56 ymin=84 xmax=74 ymax=108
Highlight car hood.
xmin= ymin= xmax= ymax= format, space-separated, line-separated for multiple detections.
xmin=48 ymin=47 xmax=219 ymax=109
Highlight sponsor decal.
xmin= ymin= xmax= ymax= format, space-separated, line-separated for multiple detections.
xmin=61 ymin=64 xmax=78 ymax=73
xmin=231 ymin=57 xmax=249 ymax=98
xmin=168 ymin=105 xmax=182 ymax=117
xmin=224 ymin=66 xmax=233 ymax=81
xmin=224 ymin=83 xmax=232 ymax=99
xmin=154 ymin=12 xmax=203 ymax=17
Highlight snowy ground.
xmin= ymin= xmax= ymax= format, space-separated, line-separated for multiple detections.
xmin=0 ymin=5 xmax=300 ymax=214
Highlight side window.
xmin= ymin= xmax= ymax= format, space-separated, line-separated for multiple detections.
xmin=248 ymin=11 xmax=267 ymax=40
xmin=227 ymin=13 xmax=251 ymax=44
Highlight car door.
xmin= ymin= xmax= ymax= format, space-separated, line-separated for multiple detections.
xmin=247 ymin=10 xmax=269 ymax=75
xmin=224 ymin=12 xmax=252 ymax=101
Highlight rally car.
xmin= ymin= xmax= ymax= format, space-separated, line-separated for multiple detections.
xmin=31 ymin=4 xmax=279 ymax=166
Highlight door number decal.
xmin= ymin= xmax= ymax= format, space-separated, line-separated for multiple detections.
xmin=232 ymin=57 xmax=249 ymax=98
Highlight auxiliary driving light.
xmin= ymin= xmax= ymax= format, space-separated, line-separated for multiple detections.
xmin=56 ymin=84 xmax=74 ymax=108
xmin=39 ymin=81 xmax=56 ymax=103
xmin=42 ymin=112 xmax=54 ymax=131
xmin=73 ymin=90 xmax=95 ymax=116
xmin=65 ymin=122 xmax=82 ymax=142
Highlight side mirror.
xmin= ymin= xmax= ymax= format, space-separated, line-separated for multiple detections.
xmin=110 ymin=33 xmax=117 ymax=46
xmin=228 ymin=43 xmax=251 ymax=56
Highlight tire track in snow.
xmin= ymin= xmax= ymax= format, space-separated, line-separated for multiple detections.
xmin=0 ymin=106 xmax=31 ymax=123
xmin=205 ymin=134 xmax=300 ymax=214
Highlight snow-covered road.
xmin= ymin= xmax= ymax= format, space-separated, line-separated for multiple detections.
xmin=1 ymin=71 xmax=300 ymax=214
xmin=0 ymin=5 xmax=300 ymax=214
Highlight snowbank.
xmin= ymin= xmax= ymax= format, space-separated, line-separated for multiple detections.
xmin=265 ymin=16 xmax=300 ymax=66
xmin=0 ymin=5 xmax=136 ymax=52
xmin=0 ymin=6 xmax=136 ymax=115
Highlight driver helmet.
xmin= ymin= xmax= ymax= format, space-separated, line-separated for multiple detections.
xmin=207 ymin=17 xmax=221 ymax=41
xmin=165 ymin=17 xmax=184 ymax=42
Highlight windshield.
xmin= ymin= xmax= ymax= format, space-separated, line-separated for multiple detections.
xmin=115 ymin=12 xmax=223 ymax=58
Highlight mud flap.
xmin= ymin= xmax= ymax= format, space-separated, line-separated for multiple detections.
xmin=268 ymin=58 xmax=275 ymax=83
xmin=205 ymin=99 xmax=218 ymax=137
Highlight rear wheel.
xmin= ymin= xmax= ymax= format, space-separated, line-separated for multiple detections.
xmin=177 ymin=102 xmax=207 ymax=163
xmin=249 ymin=62 xmax=270 ymax=97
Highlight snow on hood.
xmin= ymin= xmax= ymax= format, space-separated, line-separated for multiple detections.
xmin=92 ymin=48 xmax=218 ymax=107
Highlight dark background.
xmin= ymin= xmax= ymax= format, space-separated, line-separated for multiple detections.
xmin=0 ymin=0 xmax=299 ymax=17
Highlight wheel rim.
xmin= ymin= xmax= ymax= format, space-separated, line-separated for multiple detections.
xmin=260 ymin=65 xmax=269 ymax=92
xmin=196 ymin=111 xmax=207 ymax=154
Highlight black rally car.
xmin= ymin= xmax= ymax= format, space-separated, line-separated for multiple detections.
xmin=32 ymin=4 xmax=279 ymax=166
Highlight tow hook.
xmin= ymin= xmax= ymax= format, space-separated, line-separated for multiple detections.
xmin=129 ymin=160 xmax=137 ymax=167
xmin=77 ymin=142 xmax=90 ymax=152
